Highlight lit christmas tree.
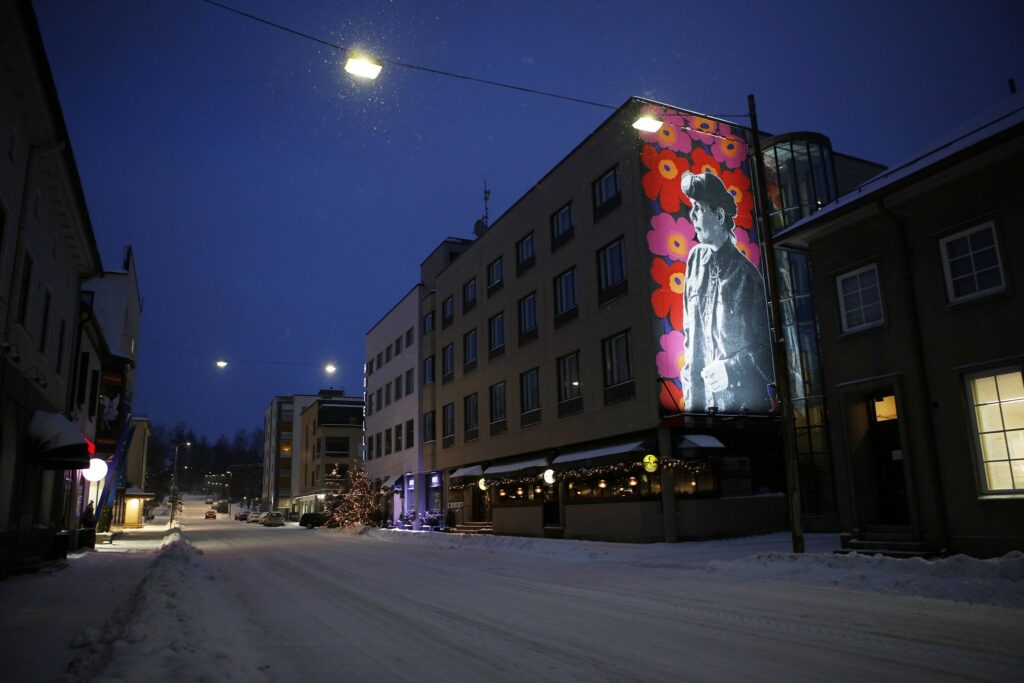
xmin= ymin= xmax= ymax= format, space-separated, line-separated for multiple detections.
xmin=323 ymin=465 xmax=375 ymax=528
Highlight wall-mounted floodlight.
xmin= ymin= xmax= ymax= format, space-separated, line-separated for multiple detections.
xmin=216 ymin=360 xmax=228 ymax=369
xmin=325 ymin=363 xmax=337 ymax=375
xmin=344 ymin=56 xmax=382 ymax=79
xmin=632 ymin=116 xmax=663 ymax=132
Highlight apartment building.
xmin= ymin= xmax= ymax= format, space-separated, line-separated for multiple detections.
xmin=411 ymin=97 xmax=882 ymax=542
xmin=261 ymin=393 xmax=315 ymax=513
xmin=294 ymin=390 xmax=364 ymax=516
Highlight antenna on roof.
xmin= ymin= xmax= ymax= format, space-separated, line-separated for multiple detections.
xmin=474 ymin=178 xmax=491 ymax=237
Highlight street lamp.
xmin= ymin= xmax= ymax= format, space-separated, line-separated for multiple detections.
xmin=169 ymin=441 xmax=191 ymax=526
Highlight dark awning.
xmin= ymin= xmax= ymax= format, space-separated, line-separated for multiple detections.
xmin=29 ymin=411 xmax=90 ymax=470
xmin=552 ymin=441 xmax=645 ymax=466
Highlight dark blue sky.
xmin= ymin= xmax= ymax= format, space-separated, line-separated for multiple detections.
xmin=32 ymin=0 xmax=1024 ymax=440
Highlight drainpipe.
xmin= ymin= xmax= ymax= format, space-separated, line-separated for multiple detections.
xmin=876 ymin=198 xmax=950 ymax=553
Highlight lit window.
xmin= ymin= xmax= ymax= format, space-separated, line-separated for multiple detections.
xmin=940 ymin=222 xmax=1005 ymax=303
xmin=836 ymin=263 xmax=883 ymax=333
xmin=967 ymin=368 xmax=1024 ymax=494
xmin=558 ymin=352 xmax=581 ymax=402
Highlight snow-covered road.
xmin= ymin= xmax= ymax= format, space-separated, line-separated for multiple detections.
xmin=51 ymin=498 xmax=1022 ymax=683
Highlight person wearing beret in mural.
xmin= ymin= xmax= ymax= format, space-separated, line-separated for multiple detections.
xmin=680 ymin=171 xmax=773 ymax=413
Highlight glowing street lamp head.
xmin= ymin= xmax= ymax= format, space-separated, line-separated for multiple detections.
xmin=82 ymin=457 xmax=108 ymax=483
xmin=632 ymin=116 xmax=663 ymax=133
xmin=344 ymin=55 xmax=382 ymax=79
xmin=215 ymin=360 xmax=228 ymax=369
xmin=325 ymin=363 xmax=337 ymax=375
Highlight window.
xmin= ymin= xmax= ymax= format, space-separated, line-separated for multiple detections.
xmin=39 ymin=289 xmax=51 ymax=353
xmin=394 ymin=422 xmax=403 ymax=451
xmin=487 ymin=257 xmax=503 ymax=291
xmin=367 ymin=359 xmax=374 ymax=376
xmin=442 ymin=296 xmax=454 ymax=328
xmin=490 ymin=382 xmax=506 ymax=424
xmin=967 ymin=368 xmax=1024 ymax=494
xmin=940 ymin=222 xmax=1005 ymax=303
xmin=602 ymin=330 xmax=635 ymax=403
xmin=520 ymin=367 xmax=540 ymax=420
xmin=395 ymin=336 xmax=403 ymax=355
xmin=385 ymin=383 xmax=392 ymax=406
xmin=488 ymin=312 xmax=505 ymax=355
xmin=405 ymin=368 xmax=414 ymax=395
xmin=593 ymin=165 xmax=621 ymax=219
xmin=553 ymin=268 xmax=577 ymax=323
xmin=385 ymin=428 xmax=393 ymax=455
xmin=463 ymin=328 xmax=477 ymax=370
xmin=385 ymin=346 xmax=392 ymax=363
xmin=442 ymin=403 xmax=455 ymax=447
xmin=423 ymin=311 xmax=435 ymax=334
xmin=518 ymin=291 xmax=537 ymax=342
xmin=423 ymin=411 xmax=436 ymax=443
xmin=551 ymin=203 xmax=574 ymax=249
xmin=598 ymin=237 xmax=627 ymax=304
xmin=463 ymin=278 xmax=477 ymax=313
xmin=558 ymin=352 xmax=582 ymax=402
xmin=367 ymin=436 xmax=374 ymax=460
xmin=837 ymin=264 xmax=883 ymax=333
xmin=394 ymin=375 xmax=403 ymax=399
xmin=424 ymin=356 xmax=435 ymax=384
xmin=55 ymin=319 xmax=66 ymax=375
xmin=375 ymin=433 xmax=382 ymax=459
xmin=377 ymin=351 xmax=383 ymax=368
xmin=464 ymin=393 xmax=479 ymax=440
xmin=405 ymin=419 xmax=414 ymax=446
xmin=405 ymin=327 xmax=415 ymax=346
xmin=376 ymin=387 xmax=383 ymax=409
xmin=516 ymin=232 xmax=535 ymax=274
xmin=16 ymin=252 xmax=32 ymax=326
xmin=366 ymin=393 xmax=374 ymax=416
xmin=442 ymin=343 xmax=455 ymax=382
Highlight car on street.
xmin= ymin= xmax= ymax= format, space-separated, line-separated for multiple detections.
xmin=204 ymin=510 xmax=216 ymax=519
xmin=235 ymin=511 xmax=251 ymax=521
xmin=262 ymin=512 xmax=285 ymax=527
xmin=299 ymin=512 xmax=326 ymax=529
xmin=205 ymin=498 xmax=213 ymax=505
xmin=248 ymin=512 xmax=267 ymax=524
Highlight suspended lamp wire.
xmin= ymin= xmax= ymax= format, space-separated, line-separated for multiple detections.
xmin=201 ymin=0 xmax=616 ymax=110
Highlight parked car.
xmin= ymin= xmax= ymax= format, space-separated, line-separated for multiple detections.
xmin=205 ymin=498 xmax=213 ymax=505
xmin=299 ymin=512 xmax=326 ymax=529
xmin=262 ymin=512 xmax=285 ymax=527
xmin=204 ymin=510 xmax=216 ymax=519
xmin=248 ymin=512 xmax=267 ymax=524
xmin=235 ymin=511 xmax=250 ymax=521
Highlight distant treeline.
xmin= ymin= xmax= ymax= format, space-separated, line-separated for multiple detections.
xmin=144 ymin=423 xmax=264 ymax=500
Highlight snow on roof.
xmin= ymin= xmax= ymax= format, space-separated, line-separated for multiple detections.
xmin=779 ymin=95 xmax=1024 ymax=238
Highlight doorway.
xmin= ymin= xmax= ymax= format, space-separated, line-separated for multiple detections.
xmin=846 ymin=391 xmax=910 ymax=529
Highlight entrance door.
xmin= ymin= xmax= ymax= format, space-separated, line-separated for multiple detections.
xmin=471 ymin=485 xmax=489 ymax=522
xmin=863 ymin=394 xmax=910 ymax=526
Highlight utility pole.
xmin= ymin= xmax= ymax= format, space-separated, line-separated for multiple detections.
xmin=169 ymin=441 xmax=191 ymax=527
xmin=748 ymin=94 xmax=805 ymax=553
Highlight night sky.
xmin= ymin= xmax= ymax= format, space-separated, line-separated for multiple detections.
xmin=31 ymin=0 xmax=1024 ymax=440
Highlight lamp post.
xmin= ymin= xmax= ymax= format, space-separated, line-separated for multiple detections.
xmin=169 ymin=441 xmax=191 ymax=526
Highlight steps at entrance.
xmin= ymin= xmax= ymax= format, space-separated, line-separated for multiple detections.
xmin=454 ymin=522 xmax=493 ymax=535
xmin=837 ymin=535 xmax=942 ymax=559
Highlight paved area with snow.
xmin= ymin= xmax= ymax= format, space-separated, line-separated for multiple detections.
xmin=1 ymin=497 xmax=1022 ymax=682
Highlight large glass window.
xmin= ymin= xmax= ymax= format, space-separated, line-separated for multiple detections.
xmin=554 ymin=268 xmax=577 ymax=316
xmin=517 ymin=232 xmax=535 ymax=273
xmin=836 ymin=264 xmax=883 ymax=333
xmin=602 ymin=330 xmax=633 ymax=387
xmin=940 ymin=222 xmax=1005 ymax=303
xmin=490 ymin=382 xmax=506 ymax=423
xmin=520 ymin=367 xmax=540 ymax=414
xmin=967 ymin=367 xmax=1024 ymax=494
xmin=557 ymin=352 xmax=581 ymax=402
xmin=442 ymin=344 xmax=455 ymax=380
xmin=488 ymin=312 xmax=505 ymax=352
xmin=463 ymin=328 xmax=478 ymax=368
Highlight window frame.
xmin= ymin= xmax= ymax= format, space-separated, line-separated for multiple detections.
xmin=553 ymin=267 xmax=578 ymax=325
xmin=965 ymin=365 xmax=1024 ymax=496
xmin=592 ymin=164 xmax=622 ymax=220
xmin=597 ymin=236 xmax=628 ymax=304
xmin=487 ymin=256 xmax=503 ymax=293
xmin=550 ymin=202 xmax=574 ymax=251
xmin=463 ymin=277 xmax=477 ymax=314
xmin=518 ymin=291 xmax=538 ymax=344
xmin=441 ymin=296 xmax=454 ymax=328
xmin=520 ymin=367 xmax=541 ymax=425
xmin=939 ymin=221 xmax=1006 ymax=304
xmin=602 ymin=329 xmax=635 ymax=404
xmin=463 ymin=328 xmax=478 ymax=372
xmin=516 ymin=232 xmax=535 ymax=275
xmin=442 ymin=343 xmax=455 ymax=383
xmin=442 ymin=402 xmax=456 ymax=447
xmin=464 ymin=392 xmax=479 ymax=441
xmin=836 ymin=263 xmax=885 ymax=334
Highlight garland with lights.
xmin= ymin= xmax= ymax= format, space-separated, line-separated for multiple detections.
xmin=448 ymin=457 xmax=711 ymax=491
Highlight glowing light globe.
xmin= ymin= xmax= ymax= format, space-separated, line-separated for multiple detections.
xmin=83 ymin=458 xmax=108 ymax=482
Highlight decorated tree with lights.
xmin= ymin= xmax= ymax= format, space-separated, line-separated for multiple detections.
xmin=323 ymin=465 xmax=376 ymax=528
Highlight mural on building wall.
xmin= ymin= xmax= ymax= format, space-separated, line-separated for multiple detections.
xmin=96 ymin=369 xmax=127 ymax=450
xmin=640 ymin=104 xmax=774 ymax=416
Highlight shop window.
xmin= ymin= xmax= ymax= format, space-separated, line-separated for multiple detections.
xmin=940 ymin=222 xmax=1005 ymax=304
xmin=966 ymin=367 xmax=1024 ymax=495
xmin=836 ymin=263 xmax=883 ymax=333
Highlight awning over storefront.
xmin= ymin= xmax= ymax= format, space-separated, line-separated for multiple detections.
xmin=379 ymin=474 xmax=400 ymax=488
xmin=124 ymin=486 xmax=155 ymax=499
xmin=450 ymin=465 xmax=484 ymax=478
xmin=29 ymin=411 xmax=90 ymax=470
xmin=484 ymin=456 xmax=549 ymax=475
xmin=552 ymin=441 xmax=644 ymax=466
xmin=679 ymin=434 xmax=725 ymax=448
